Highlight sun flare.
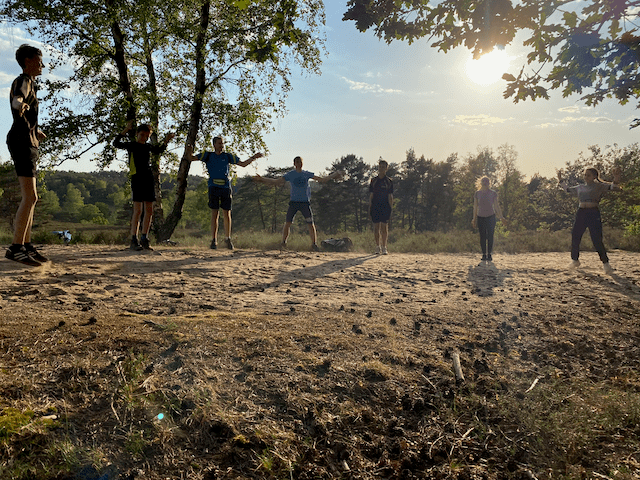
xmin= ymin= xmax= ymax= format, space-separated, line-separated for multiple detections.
xmin=465 ymin=48 xmax=511 ymax=86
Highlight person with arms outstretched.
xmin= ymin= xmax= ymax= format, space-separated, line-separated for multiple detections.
xmin=186 ymin=137 xmax=263 ymax=249
xmin=558 ymin=166 xmax=622 ymax=274
xmin=5 ymin=44 xmax=47 ymax=267
xmin=114 ymin=120 xmax=175 ymax=251
xmin=253 ymin=156 xmax=342 ymax=251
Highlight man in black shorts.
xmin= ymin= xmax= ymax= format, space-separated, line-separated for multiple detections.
xmin=114 ymin=120 xmax=175 ymax=250
xmin=5 ymin=44 xmax=48 ymax=266
xmin=369 ymin=160 xmax=393 ymax=254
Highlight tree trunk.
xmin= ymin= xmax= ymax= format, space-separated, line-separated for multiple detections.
xmin=156 ymin=1 xmax=210 ymax=241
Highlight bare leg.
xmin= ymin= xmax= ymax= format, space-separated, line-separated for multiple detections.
xmin=282 ymin=221 xmax=292 ymax=244
xmin=307 ymin=222 xmax=317 ymax=245
xmin=222 ymin=209 xmax=232 ymax=239
xmin=130 ymin=201 xmax=143 ymax=237
xmin=380 ymin=222 xmax=389 ymax=247
xmin=141 ymin=201 xmax=154 ymax=235
xmin=373 ymin=223 xmax=381 ymax=246
xmin=13 ymin=176 xmax=38 ymax=245
xmin=211 ymin=209 xmax=220 ymax=242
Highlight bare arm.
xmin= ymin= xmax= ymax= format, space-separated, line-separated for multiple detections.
xmin=237 ymin=152 xmax=264 ymax=168
xmin=313 ymin=170 xmax=343 ymax=184
xmin=610 ymin=166 xmax=623 ymax=190
xmin=493 ymin=195 xmax=505 ymax=222
xmin=253 ymin=174 xmax=286 ymax=187
xmin=471 ymin=195 xmax=478 ymax=228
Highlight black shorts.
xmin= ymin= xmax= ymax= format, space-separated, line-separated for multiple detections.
xmin=208 ymin=186 xmax=232 ymax=211
xmin=370 ymin=203 xmax=391 ymax=223
xmin=7 ymin=142 xmax=38 ymax=178
xmin=131 ymin=173 xmax=156 ymax=202
xmin=286 ymin=201 xmax=313 ymax=223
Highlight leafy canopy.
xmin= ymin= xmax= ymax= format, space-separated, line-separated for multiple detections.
xmin=343 ymin=0 xmax=640 ymax=117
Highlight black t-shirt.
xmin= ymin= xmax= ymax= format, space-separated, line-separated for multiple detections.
xmin=113 ymin=134 xmax=167 ymax=177
xmin=369 ymin=176 xmax=393 ymax=204
xmin=7 ymin=74 xmax=39 ymax=147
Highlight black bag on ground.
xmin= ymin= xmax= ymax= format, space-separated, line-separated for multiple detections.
xmin=320 ymin=237 xmax=353 ymax=252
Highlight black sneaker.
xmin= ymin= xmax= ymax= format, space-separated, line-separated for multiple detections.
xmin=210 ymin=240 xmax=217 ymax=249
xmin=140 ymin=238 xmax=153 ymax=251
xmin=130 ymin=239 xmax=143 ymax=251
xmin=481 ymin=255 xmax=487 ymax=261
xmin=487 ymin=254 xmax=493 ymax=262
xmin=225 ymin=238 xmax=234 ymax=250
xmin=25 ymin=244 xmax=49 ymax=262
xmin=6 ymin=246 xmax=42 ymax=267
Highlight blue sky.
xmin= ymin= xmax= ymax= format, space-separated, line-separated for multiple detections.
xmin=1 ymin=0 xmax=638 ymax=180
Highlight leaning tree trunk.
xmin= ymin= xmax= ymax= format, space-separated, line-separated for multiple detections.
xmin=156 ymin=1 xmax=210 ymax=241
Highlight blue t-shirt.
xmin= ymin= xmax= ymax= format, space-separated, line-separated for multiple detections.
xmin=283 ymin=170 xmax=315 ymax=202
xmin=197 ymin=151 xmax=240 ymax=188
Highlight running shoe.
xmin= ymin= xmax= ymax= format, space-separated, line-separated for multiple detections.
xmin=311 ymin=243 xmax=320 ymax=252
xmin=481 ymin=255 xmax=487 ymax=261
xmin=225 ymin=238 xmax=234 ymax=250
xmin=140 ymin=238 xmax=153 ymax=251
xmin=130 ymin=239 xmax=143 ymax=251
xmin=382 ymin=246 xmax=388 ymax=255
xmin=375 ymin=245 xmax=381 ymax=255
xmin=487 ymin=254 xmax=493 ymax=262
xmin=603 ymin=262 xmax=613 ymax=274
xmin=6 ymin=246 xmax=42 ymax=267
xmin=280 ymin=242 xmax=287 ymax=251
xmin=569 ymin=260 xmax=580 ymax=269
xmin=25 ymin=244 xmax=49 ymax=262
xmin=210 ymin=240 xmax=217 ymax=249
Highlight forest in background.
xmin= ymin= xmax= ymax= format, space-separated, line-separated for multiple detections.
xmin=1 ymin=142 xmax=639 ymax=245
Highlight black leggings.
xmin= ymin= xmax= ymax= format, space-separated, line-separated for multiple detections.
xmin=571 ymin=208 xmax=608 ymax=263
xmin=477 ymin=214 xmax=496 ymax=255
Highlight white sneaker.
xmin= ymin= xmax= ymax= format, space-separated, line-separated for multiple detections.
xmin=569 ymin=260 xmax=580 ymax=269
xmin=382 ymin=246 xmax=388 ymax=255
xmin=375 ymin=245 xmax=381 ymax=254
xmin=603 ymin=262 xmax=613 ymax=274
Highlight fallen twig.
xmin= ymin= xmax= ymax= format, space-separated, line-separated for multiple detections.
xmin=452 ymin=350 xmax=465 ymax=383
xmin=525 ymin=377 xmax=540 ymax=394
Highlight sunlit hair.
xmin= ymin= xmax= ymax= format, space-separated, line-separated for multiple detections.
xmin=293 ymin=156 xmax=303 ymax=165
xmin=16 ymin=44 xmax=42 ymax=69
xmin=137 ymin=124 xmax=152 ymax=133
xmin=585 ymin=167 xmax=603 ymax=182
xmin=476 ymin=176 xmax=491 ymax=189
xmin=379 ymin=160 xmax=388 ymax=168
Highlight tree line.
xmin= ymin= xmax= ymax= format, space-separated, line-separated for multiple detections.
xmin=2 ymin=142 xmax=638 ymax=240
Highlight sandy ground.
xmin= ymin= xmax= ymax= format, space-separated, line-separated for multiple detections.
xmin=1 ymin=245 xmax=640 ymax=479
xmin=1 ymin=245 xmax=639 ymax=325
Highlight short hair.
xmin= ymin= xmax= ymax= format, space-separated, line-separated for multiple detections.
xmin=293 ymin=156 xmax=303 ymax=164
xmin=379 ymin=160 xmax=388 ymax=168
xmin=16 ymin=44 xmax=42 ymax=69
xmin=213 ymin=136 xmax=223 ymax=144
xmin=137 ymin=124 xmax=152 ymax=133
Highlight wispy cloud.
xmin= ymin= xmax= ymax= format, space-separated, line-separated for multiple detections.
xmin=558 ymin=106 xmax=580 ymax=113
xmin=453 ymin=114 xmax=510 ymax=126
xmin=561 ymin=116 xmax=612 ymax=124
xmin=340 ymin=76 xmax=402 ymax=94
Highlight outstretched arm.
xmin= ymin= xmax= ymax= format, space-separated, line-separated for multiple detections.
xmin=237 ymin=152 xmax=264 ymax=168
xmin=610 ymin=166 xmax=623 ymax=190
xmin=253 ymin=174 xmax=286 ymax=187
xmin=313 ymin=170 xmax=344 ymax=184
xmin=184 ymin=145 xmax=200 ymax=162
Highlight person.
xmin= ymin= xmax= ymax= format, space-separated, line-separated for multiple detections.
xmin=253 ymin=156 xmax=342 ymax=251
xmin=471 ymin=176 xmax=505 ymax=262
xmin=5 ymin=44 xmax=48 ymax=267
xmin=114 ymin=120 xmax=175 ymax=251
xmin=369 ymin=160 xmax=393 ymax=254
xmin=558 ymin=166 xmax=622 ymax=273
xmin=186 ymin=137 xmax=263 ymax=250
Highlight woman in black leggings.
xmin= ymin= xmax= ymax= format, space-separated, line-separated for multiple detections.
xmin=472 ymin=176 xmax=505 ymax=262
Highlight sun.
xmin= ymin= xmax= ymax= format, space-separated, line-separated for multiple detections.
xmin=465 ymin=48 xmax=511 ymax=86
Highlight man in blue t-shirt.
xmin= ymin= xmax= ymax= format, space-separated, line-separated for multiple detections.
xmin=253 ymin=156 xmax=342 ymax=251
xmin=186 ymin=137 xmax=263 ymax=249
